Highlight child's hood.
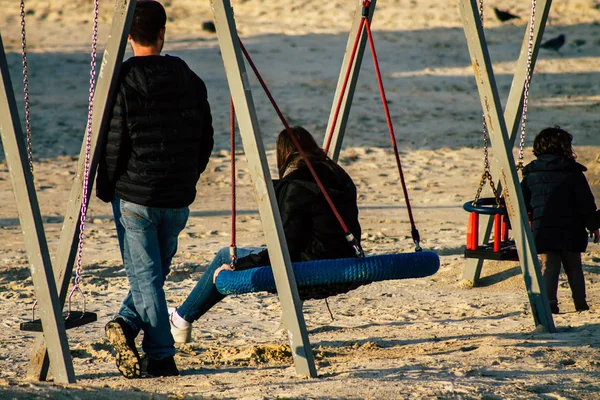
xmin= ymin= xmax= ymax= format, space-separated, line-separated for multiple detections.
xmin=523 ymin=154 xmax=587 ymax=174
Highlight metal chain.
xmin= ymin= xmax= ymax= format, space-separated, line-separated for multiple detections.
xmin=21 ymin=0 xmax=36 ymax=319
xmin=516 ymin=0 xmax=537 ymax=171
xmin=20 ymin=0 xmax=34 ymax=174
xmin=473 ymin=0 xmax=500 ymax=205
xmin=473 ymin=114 xmax=501 ymax=205
xmin=68 ymin=0 xmax=100 ymax=314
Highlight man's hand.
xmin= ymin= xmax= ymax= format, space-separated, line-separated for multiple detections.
xmin=591 ymin=229 xmax=600 ymax=244
xmin=213 ymin=264 xmax=234 ymax=283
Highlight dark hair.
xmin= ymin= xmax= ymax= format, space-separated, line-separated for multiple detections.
xmin=276 ymin=126 xmax=329 ymax=179
xmin=532 ymin=126 xmax=576 ymax=159
xmin=129 ymin=1 xmax=167 ymax=46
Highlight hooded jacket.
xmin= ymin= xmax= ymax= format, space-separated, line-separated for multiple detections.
xmin=235 ymin=160 xmax=362 ymax=270
xmin=521 ymin=154 xmax=600 ymax=252
xmin=96 ymin=55 xmax=214 ymax=208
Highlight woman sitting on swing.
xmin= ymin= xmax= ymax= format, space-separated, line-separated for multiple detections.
xmin=169 ymin=126 xmax=362 ymax=343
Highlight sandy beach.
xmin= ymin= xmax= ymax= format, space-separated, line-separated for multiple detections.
xmin=1 ymin=0 xmax=600 ymax=398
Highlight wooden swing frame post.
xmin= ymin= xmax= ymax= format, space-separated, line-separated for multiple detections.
xmin=325 ymin=0 xmax=554 ymax=331
xmin=0 ymin=31 xmax=75 ymax=385
xmin=211 ymin=0 xmax=317 ymax=378
xmin=0 ymin=0 xmax=136 ymax=383
xmin=26 ymin=0 xmax=136 ymax=381
xmin=458 ymin=0 xmax=555 ymax=331
xmin=463 ymin=0 xmax=553 ymax=287
xmin=324 ymin=0 xmax=377 ymax=161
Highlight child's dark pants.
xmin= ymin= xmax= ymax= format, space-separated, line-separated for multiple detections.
xmin=540 ymin=251 xmax=586 ymax=307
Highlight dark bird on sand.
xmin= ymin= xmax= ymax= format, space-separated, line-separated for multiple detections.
xmin=540 ymin=34 xmax=566 ymax=52
xmin=202 ymin=21 xmax=216 ymax=33
xmin=493 ymin=7 xmax=520 ymax=22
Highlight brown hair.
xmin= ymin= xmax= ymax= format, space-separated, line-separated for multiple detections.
xmin=533 ymin=126 xmax=576 ymax=159
xmin=129 ymin=1 xmax=167 ymax=46
xmin=276 ymin=126 xmax=329 ymax=179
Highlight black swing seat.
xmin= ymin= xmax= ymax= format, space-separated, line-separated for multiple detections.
xmin=464 ymin=239 xmax=518 ymax=261
xmin=20 ymin=311 xmax=97 ymax=332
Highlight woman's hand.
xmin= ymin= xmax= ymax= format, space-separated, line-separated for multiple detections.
xmin=213 ymin=263 xmax=234 ymax=283
xmin=591 ymin=229 xmax=600 ymax=244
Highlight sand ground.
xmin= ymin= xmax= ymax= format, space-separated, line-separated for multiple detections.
xmin=1 ymin=1 xmax=600 ymax=399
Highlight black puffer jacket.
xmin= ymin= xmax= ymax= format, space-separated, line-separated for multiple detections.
xmin=521 ymin=154 xmax=600 ymax=252
xmin=235 ymin=161 xmax=362 ymax=270
xmin=96 ymin=55 xmax=214 ymax=208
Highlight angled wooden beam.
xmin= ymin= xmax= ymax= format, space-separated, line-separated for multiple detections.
xmin=463 ymin=0 xmax=553 ymax=286
xmin=458 ymin=0 xmax=555 ymax=332
xmin=0 ymin=31 xmax=75 ymax=384
xmin=211 ymin=0 xmax=317 ymax=378
xmin=27 ymin=0 xmax=137 ymax=381
xmin=324 ymin=0 xmax=377 ymax=161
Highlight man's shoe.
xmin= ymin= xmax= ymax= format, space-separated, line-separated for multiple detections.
xmin=147 ymin=355 xmax=179 ymax=377
xmin=169 ymin=308 xmax=192 ymax=344
xmin=105 ymin=318 xmax=142 ymax=379
xmin=575 ymin=300 xmax=590 ymax=312
xmin=549 ymin=303 xmax=560 ymax=314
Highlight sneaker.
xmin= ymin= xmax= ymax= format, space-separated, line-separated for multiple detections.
xmin=147 ymin=355 xmax=179 ymax=377
xmin=169 ymin=308 xmax=192 ymax=344
xmin=575 ymin=300 xmax=590 ymax=312
xmin=105 ymin=318 xmax=142 ymax=379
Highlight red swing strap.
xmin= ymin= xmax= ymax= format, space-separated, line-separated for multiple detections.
xmin=229 ymin=97 xmax=238 ymax=266
xmin=238 ymin=39 xmax=364 ymax=258
xmin=325 ymin=0 xmax=421 ymax=251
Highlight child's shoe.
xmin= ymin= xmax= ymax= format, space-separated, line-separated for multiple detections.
xmin=169 ymin=308 xmax=192 ymax=344
xmin=147 ymin=355 xmax=179 ymax=377
xmin=574 ymin=300 xmax=590 ymax=312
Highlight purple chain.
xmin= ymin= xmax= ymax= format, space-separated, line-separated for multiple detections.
xmin=20 ymin=0 xmax=34 ymax=173
xmin=68 ymin=0 xmax=100 ymax=311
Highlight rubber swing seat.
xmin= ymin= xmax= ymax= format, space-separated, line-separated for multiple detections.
xmin=215 ymin=251 xmax=439 ymax=300
xmin=20 ymin=311 xmax=97 ymax=332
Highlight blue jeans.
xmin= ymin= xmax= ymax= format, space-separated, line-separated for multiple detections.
xmin=177 ymin=246 xmax=263 ymax=323
xmin=112 ymin=197 xmax=189 ymax=360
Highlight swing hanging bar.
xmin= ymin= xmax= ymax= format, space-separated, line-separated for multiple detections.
xmin=324 ymin=0 xmax=421 ymax=251
xmin=238 ymin=38 xmax=364 ymax=258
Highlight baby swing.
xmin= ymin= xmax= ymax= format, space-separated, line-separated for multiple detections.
xmin=463 ymin=0 xmax=537 ymax=262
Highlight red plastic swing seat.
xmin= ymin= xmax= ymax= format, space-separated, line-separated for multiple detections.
xmin=463 ymin=198 xmax=518 ymax=261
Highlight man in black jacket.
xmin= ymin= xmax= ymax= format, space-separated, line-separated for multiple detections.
xmin=96 ymin=0 xmax=214 ymax=378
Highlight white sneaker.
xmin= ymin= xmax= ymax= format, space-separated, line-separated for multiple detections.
xmin=169 ymin=308 xmax=192 ymax=344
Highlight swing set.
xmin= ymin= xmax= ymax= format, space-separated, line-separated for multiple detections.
xmin=217 ymin=8 xmax=437 ymax=301
xmin=0 ymin=0 xmax=555 ymax=383
xmin=0 ymin=0 xmax=135 ymax=383
xmin=458 ymin=0 xmax=555 ymax=330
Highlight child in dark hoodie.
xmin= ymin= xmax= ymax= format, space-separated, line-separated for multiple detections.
xmin=521 ymin=127 xmax=600 ymax=314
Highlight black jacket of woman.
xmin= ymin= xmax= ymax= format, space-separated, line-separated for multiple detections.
xmin=521 ymin=154 xmax=600 ymax=253
xmin=235 ymin=160 xmax=362 ymax=270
